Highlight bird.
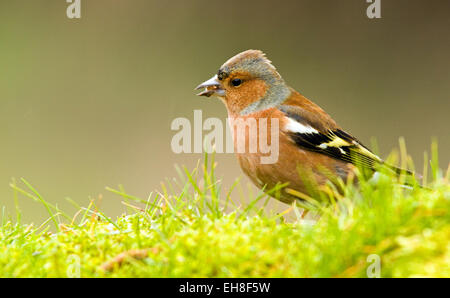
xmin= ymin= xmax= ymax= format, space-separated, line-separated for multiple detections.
xmin=195 ymin=49 xmax=416 ymax=207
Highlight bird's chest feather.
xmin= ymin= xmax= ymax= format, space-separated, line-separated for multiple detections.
xmin=228 ymin=109 xmax=296 ymax=188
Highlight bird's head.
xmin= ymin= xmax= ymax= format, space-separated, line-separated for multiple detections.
xmin=196 ymin=50 xmax=291 ymax=115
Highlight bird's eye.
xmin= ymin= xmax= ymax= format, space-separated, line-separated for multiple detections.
xmin=231 ymin=78 xmax=242 ymax=87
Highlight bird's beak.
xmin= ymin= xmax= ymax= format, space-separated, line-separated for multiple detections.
xmin=195 ymin=75 xmax=225 ymax=97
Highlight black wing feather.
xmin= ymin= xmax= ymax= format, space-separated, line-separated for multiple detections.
xmin=280 ymin=106 xmax=417 ymax=180
xmin=287 ymin=129 xmax=378 ymax=168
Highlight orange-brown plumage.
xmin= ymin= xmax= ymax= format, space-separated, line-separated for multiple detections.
xmin=283 ymin=91 xmax=339 ymax=133
xmin=230 ymin=106 xmax=353 ymax=204
xmin=195 ymin=49 xmax=411 ymax=206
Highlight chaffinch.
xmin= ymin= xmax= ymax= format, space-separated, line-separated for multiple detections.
xmin=195 ymin=50 xmax=413 ymax=206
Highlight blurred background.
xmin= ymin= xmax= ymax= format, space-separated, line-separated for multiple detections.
xmin=0 ymin=0 xmax=449 ymax=224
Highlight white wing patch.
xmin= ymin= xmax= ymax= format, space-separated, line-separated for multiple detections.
xmin=281 ymin=109 xmax=386 ymax=170
xmin=284 ymin=118 xmax=318 ymax=134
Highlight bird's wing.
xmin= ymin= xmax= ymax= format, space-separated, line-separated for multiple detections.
xmin=279 ymin=104 xmax=384 ymax=171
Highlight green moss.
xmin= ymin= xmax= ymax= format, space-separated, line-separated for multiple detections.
xmin=1 ymin=150 xmax=449 ymax=277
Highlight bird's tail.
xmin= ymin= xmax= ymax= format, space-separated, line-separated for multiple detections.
xmin=380 ymin=163 xmax=425 ymax=188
